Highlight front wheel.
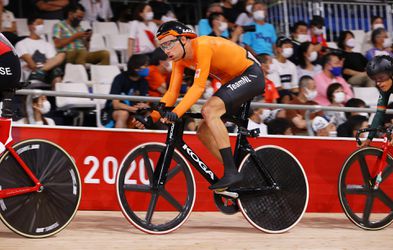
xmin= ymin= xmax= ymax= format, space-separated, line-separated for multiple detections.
xmin=338 ymin=147 xmax=393 ymax=230
xmin=0 ymin=139 xmax=81 ymax=238
xmin=116 ymin=143 xmax=196 ymax=234
xmin=237 ymin=145 xmax=309 ymax=233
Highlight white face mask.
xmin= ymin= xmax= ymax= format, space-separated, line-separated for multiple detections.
xmin=373 ymin=23 xmax=385 ymax=30
xmin=230 ymin=0 xmax=238 ymax=5
xmin=345 ymin=38 xmax=356 ymax=48
xmin=297 ymin=34 xmax=310 ymax=43
xmin=308 ymin=51 xmax=318 ymax=62
xmin=260 ymin=109 xmax=271 ymax=122
xmin=383 ymin=37 xmax=392 ymax=48
xmin=328 ymin=130 xmax=337 ymax=137
xmin=39 ymin=100 xmax=51 ymax=114
xmin=361 ymin=131 xmax=369 ymax=139
xmin=333 ymin=92 xmax=346 ymax=104
xmin=313 ymin=27 xmax=324 ymax=35
xmin=203 ymin=87 xmax=214 ymax=99
xmin=305 ymin=88 xmax=317 ymax=100
xmin=282 ymin=47 xmax=293 ymax=58
xmin=218 ymin=21 xmax=228 ymax=32
xmin=2 ymin=0 xmax=8 ymax=6
xmin=246 ymin=4 xmax=253 ymax=13
xmin=144 ymin=12 xmax=154 ymax=21
xmin=34 ymin=24 xmax=45 ymax=37
xmin=358 ymin=112 xmax=369 ymax=118
xmin=253 ymin=10 xmax=265 ymax=21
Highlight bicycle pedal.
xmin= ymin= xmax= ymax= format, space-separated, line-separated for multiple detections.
xmin=214 ymin=190 xmax=239 ymax=199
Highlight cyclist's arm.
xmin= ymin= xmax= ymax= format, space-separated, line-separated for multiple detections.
xmin=368 ymin=91 xmax=390 ymax=140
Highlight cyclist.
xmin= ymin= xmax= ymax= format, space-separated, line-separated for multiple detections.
xmin=0 ymin=33 xmax=21 ymax=117
xmin=149 ymin=21 xmax=265 ymax=190
xmin=361 ymin=55 xmax=393 ymax=147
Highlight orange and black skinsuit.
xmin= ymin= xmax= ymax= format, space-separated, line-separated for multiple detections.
xmin=152 ymin=36 xmax=265 ymax=121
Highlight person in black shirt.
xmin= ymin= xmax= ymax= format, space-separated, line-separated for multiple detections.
xmin=337 ymin=30 xmax=374 ymax=87
xmin=106 ymin=54 xmax=150 ymax=128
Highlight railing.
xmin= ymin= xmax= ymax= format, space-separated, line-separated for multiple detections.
xmin=16 ymin=89 xmax=392 ymax=136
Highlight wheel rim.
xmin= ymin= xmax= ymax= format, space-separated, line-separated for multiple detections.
xmin=339 ymin=147 xmax=393 ymax=230
xmin=116 ymin=143 xmax=195 ymax=234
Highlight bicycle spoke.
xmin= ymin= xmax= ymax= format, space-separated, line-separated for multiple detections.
xmin=145 ymin=192 xmax=159 ymax=224
xmin=376 ymin=189 xmax=393 ymax=210
xmin=166 ymin=164 xmax=182 ymax=182
xmin=362 ymin=194 xmax=375 ymax=225
xmin=357 ymin=153 xmax=372 ymax=185
xmin=160 ymin=189 xmax=183 ymax=212
xmin=381 ymin=164 xmax=393 ymax=181
xmin=123 ymin=184 xmax=151 ymax=192
xmin=344 ymin=184 xmax=368 ymax=195
xmin=141 ymin=149 xmax=154 ymax=180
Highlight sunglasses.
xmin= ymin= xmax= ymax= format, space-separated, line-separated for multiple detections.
xmin=160 ymin=38 xmax=180 ymax=51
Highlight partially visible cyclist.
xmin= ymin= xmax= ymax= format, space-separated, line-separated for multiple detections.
xmin=360 ymin=55 xmax=393 ymax=147
xmin=148 ymin=21 xmax=265 ymax=190
xmin=0 ymin=32 xmax=21 ymax=117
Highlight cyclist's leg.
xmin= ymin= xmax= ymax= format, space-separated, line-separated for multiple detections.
xmin=196 ymin=120 xmax=223 ymax=163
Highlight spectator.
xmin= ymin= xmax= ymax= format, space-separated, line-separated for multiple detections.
xmin=297 ymin=41 xmax=322 ymax=78
xmin=344 ymin=98 xmax=368 ymax=120
xmin=33 ymin=0 xmax=70 ymax=20
xmin=149 ymin=0 xmax=176 ymax=25
xmin=220 ymin=0 xmax=242 ymax=27
xmin=337 ymin=115 xmax=369 ymax=138
xmin=247 ymin=107 xmax=268 ymax=136
xmin=105 ymin=54 xmax=150 ymax=128
xmin=53 ymin=4 xmax=110 ymax=65
xmin=256 ymin=53 xmax=279 ymax=103
xmin=146 ymin=48 xmax=170 ymax=97
xmin=15 ymin=17 xmax=65 ymax=87
xmin=362 ymin=15 xmax=389 ymax=54
xmin=207 ymin=12 xmax=242 ymax=43
xmin=314 ymin=52 xmax=353 ymax=106
xmin=365 ymin=28 xmax=393 ymax=61
xmin=16 ymin=95 xmax=55 ymax=125
xmin=286 ymin=75 xmax=323 ymax=135
xmin=127 ymin=3 xmax=158 ymax=58
xmin=271 ymin=37 xmax=298 ymax=92
xmin=267 ymin=118 xmax=293 ymax=135
xmin=242 ymin=2 xmax=276 ymax=56
xmin=198 ymin=3 xmax=228 ymax=37
xmin=337 ymin=30 xmax=374 ymax=87
xmin=289 ymin=21 xmax=310 ymax=65
xmin=79 ymin=0 xmax=113 ymax=22
xmin=1 ymin=3 xmax=17 ymax=45
xmin=324 ymin=82 xmax=347 ymax=126
xmin=235 ymin=0 xmax=254 ymax=26
xmin=277 ymin=89 xmax=294 ymax=104
xmin=309 ymin=15 xmax=327 ymax=52
xmin=312 ymin=116 xmax=337 ymax=137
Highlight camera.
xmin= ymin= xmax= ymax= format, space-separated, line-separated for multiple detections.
xmin=241 ymin=25 xmax=256 ymax=32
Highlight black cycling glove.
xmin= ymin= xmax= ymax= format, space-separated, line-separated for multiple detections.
xmin=164 ymin=111 xmax=178 ymax=122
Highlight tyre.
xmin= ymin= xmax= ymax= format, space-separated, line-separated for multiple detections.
xmin=0 ymin=139 xmax=81 ymax=238
xmin=116 ymin=143 xmax=196 ymax=234
xmin=338 ymin=147 xmax=393 ymax=230
xmin=237 ymin=145 xmax=309 ymax=233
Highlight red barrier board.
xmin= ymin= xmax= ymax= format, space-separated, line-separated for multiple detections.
xmin=11 ymin=125 xmax=381 ymax=212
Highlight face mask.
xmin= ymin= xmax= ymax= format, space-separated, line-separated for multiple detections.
xmin=358 ymin=112 xmax=369 ymax=118
xmin=313 ymin=27 xmax=324 ymax=35
xmin=373 ymin=23 xmax=385 ymax=30
xmin=383 ymin=38 xmax=392 ymax=48
xmin=203 ymin=87 xmax=214 ymax=99
xmin=333 ymin=92 xmax=346 ymax=103
xmin=260 ymin=109 xmax=271 ymax=122
xmin=253 ymin=10 xmax=265 ymax=21
xmin=246 ymin=4 xmax=253 ymax=13
xmin=330 ymin=66 xmax=342 ymax=77
xmin=361 ymin=131 xmax=369 ymax=138
xmin=282 ymin=47 xmax=293 ymax=58
xmin=308 ymin=51 xmax=318 ymax=62
xmin=34 ymin=24 xmax=45 ymax=37
xmin=305 ymin=88 xmax=317 ymax=100
xmin=71 ymin=18 xmax=81 ymax=28
xmin=136 ymin=68 xmax=149 ymax=77
xmin=297 ymin=34 xmax=310 ymax=43
xmin=230 ymin=0 xmax=238 ymax=5
xmin=218 ymin=21 xmax=228 ymax=32
xmin=39 ymin=100 xmax=51 ymax=114
xmin=328 ymin=130 xmax=337 ymax=137
xmin=345 ymin=38 xmax=356 ymax=48
xmin=144 ymin=11 xmax=154 ymax=21
xmin=3 ymin=0 xmax=8 ymax=6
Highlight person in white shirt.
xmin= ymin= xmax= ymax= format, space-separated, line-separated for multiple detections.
xmin=15 ymin=17 xmax=65 ymax=87
xmin=16 ymin=95 xmax=56 ymax=126
xmin=272 ymin=37 xmax=298 ymax=92
xmin=247 ymin=107 xmax=268 ymax=136
xmin=362 ymin=15 xmax=389 ymax=54
xmin=127 ymin=3 xmax=158 ymax=58
xmin=235 ymin=0 xmax=255 ymax=26
xmin=80 ymin=0 xmax=113 ymax=22
xmin=296 ymin=41 xmax=322 ymax=79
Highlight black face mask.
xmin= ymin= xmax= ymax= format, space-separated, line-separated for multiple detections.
xmin=71 ymin=18 xmax=81 ymax=28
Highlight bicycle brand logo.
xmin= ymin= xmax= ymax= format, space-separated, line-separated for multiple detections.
xmin=182 ymin=144 xmax=214 ymax=180
xmin=227 ymin=76 xmax=251 ymax=91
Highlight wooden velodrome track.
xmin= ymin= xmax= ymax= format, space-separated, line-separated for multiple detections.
xmin=1 ymin=211 xmax=393 ymax=249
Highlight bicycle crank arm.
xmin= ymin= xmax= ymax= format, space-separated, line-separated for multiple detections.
xmin=214 ymin=190 xmax=239 ymax=199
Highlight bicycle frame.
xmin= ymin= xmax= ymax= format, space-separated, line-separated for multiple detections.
xmin=0 ymin=118 xmax=42 ymax=199
xmin=370 ymin=136 xmax=393 ymax=189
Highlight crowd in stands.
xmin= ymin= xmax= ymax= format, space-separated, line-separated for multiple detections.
xmin=1 ymin=0 xmax=393 ymax=139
